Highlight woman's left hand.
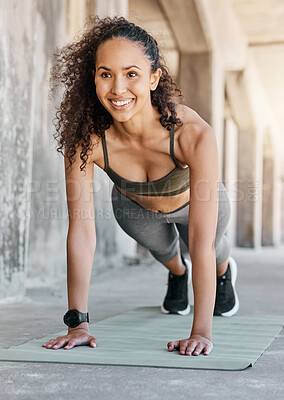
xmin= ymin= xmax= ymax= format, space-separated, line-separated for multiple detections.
xmin=167 ymin=334 xmax=213 ymax=356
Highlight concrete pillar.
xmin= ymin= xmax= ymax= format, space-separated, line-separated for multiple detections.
xmin=261 ymin=131 xmax=274 ymax=245
xmin=179 ymin=52 xmax=225 ymax=179
xmin=281 ymin=181 xmax=284 ymax=243
xmin=66 ymin=0 xmax=95 ymax=38
xmin=274 ymin=157 xmax=282 ymax=246
xmin=231 ymin=53 xmax=282 ymax=249
xmin=226 ymin=71 xmax=260 ymax=248
xmin=179 ymin=53 xmax=213 ymax=124
xmin=0 ymin=0 xmax=36 ymax=301
xmin=223 ymin=115 xmax=238 ymax=247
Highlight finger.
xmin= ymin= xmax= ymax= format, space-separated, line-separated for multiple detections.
xmin=192 ymin=344 xmax=204 ymax=356
xmin=42 ymin=340 xmax=55 ymax=347
xmin=48 ymin=337 xmax=65 ymax=348
xmin=203 ymin=342 xmax=213 ymax=356
xmin=44 ymin=336 xmax=64 ymax=347
xmin=180 ymin=341 xmax=196 ymax=355
xmin=88 ymin=336 xmax=98 ymax=348
xmin=184 ymin=342 xmax=197 ymax=356
xmin=64 ymin=339 xmax=77 ymax=350
xmin=43 ymin=338 xmax=61 ymax=348
xmin=50 ymin=337 xmax=69 ymax=349
xmin=42 ymin=337 xmax=62 ymax=346
xmin=167 ymin=341 xmax=180 ymax=352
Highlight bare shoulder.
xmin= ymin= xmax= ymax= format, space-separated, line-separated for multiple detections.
xmin=71 ymin=132 xmax=106 ymax=171
xmin=175 ymin=104 xmax=213 ymax=139
xmin=174 ymin=104 xmax=217 ymax=166
xmin=64 ymin=132 xmax=104 ymax=181
xmin=88 ymin=133 xmax=104 ymax=165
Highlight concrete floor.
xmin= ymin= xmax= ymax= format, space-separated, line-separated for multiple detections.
xmin=0 ymin=247 xmax=284 ymax=400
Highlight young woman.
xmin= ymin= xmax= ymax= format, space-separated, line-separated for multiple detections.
xmin=42 ymin=16 xmax=239 ymax=356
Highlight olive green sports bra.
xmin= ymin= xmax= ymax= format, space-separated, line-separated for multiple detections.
xmin=101 ymin=122 xmax=190 ymax=197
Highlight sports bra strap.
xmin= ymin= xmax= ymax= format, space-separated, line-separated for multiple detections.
xmin=101 ymin=132 xmax=109 ymax=170
xmin=170 ymin=122 xmax=182 ymax=169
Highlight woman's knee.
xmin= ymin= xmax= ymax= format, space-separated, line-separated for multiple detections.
xmin=149 ymin=237 xmax=180 ymax=264
xmin=218 ymin=183 xmax=231 ymax=218
xmin=215 ymin=236 xmax=231 ymax=265
xmin=214 ymin=184 xmax=231 ymax=250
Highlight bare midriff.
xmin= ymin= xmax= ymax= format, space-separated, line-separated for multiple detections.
xmin=116 ymin=186 xmax=190 ymax=214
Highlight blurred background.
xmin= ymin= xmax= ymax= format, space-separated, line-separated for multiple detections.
xmin=0 ymin=0 xmax=283 ymax=302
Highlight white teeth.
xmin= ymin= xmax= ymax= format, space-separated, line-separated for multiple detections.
xmin=111 ymin=99 xmax=132 ymax=106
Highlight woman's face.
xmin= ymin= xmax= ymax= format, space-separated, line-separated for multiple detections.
xmin=94 ymin=37 xmax=161 ymax=122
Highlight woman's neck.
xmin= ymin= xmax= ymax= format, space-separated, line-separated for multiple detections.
xmin=112 ymin=105 xmax=163 ymax=143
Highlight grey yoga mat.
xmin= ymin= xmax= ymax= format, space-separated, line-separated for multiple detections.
xmin=0 ymin=306 xmax=283 ymax=370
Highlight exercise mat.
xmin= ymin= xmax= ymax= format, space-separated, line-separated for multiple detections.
xmin=0 ymin=306 xmax=283 ymax=370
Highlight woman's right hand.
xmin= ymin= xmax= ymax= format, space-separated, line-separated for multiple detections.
xmin=42 ymin=328 xmax=98 ymax=350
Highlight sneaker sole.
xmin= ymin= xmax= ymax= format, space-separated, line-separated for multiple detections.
xmin=161 ymin=304 xmax=190 ymax=315
xmin=220 ymin=256 xmax=240 ymax=317
xmin=161 ymin=258 xmax=192 ymax=316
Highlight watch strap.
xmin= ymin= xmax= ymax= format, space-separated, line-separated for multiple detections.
xmin=78 ymin=311 xmax=89 ymax=324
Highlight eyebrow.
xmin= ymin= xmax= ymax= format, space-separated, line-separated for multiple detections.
xmin=97 ymin=65 xmax=141 ymax=71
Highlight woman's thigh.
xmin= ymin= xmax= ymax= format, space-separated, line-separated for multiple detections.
xmin=175 ymin=181 xmax=231 ymax=255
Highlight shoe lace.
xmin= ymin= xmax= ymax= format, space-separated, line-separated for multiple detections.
xmin=216 ymin=273 xmax=231 ymax=303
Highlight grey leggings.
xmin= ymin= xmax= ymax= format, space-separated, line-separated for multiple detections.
xmin=111 ymin=182 xmax=231 ymax=265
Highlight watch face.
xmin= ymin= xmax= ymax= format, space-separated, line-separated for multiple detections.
xmin=64 ymin=310 xmax=79 ymax=328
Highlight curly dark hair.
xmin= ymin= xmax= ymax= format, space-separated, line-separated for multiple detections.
xmin=50 ymin=15 xmax=184 ymax=172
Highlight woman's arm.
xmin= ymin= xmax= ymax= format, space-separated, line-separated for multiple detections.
xmin=65 ymin=144 xmax=96 ymax=332
xmin=168 ymin=120 xmax=219 ymax=356
xmin=187 ymin=127 xmax=218 ymax=340
xmin=42 ymin=143 xmax=97 ymax=350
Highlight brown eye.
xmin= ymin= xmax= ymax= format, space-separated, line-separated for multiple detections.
xmin=101 ymin=72 xmax=111 ymax=78
xmin=128 ymin=71 xmax=137 ymax=78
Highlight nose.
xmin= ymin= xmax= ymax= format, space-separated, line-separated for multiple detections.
xmin=111 ymin=77 xmax=127 ymax=95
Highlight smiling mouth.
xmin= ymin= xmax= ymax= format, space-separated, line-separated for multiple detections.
xmin=109 ymin=99 xmax=134 ymax=110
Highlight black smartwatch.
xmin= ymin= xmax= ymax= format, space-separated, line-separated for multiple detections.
xmin=63 ymin=309 xmax=89 ymax=328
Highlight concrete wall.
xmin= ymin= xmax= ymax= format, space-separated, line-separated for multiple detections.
xmin=0 ymin=0 xmax=36 ymax=301
xmin=0 ymin=0 xmax=71 ymax=299
xmin=27 ymin=0 xmax=68 ymax=284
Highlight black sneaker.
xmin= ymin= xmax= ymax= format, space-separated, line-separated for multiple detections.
xmin=161 ymin=257 xmax=191 ymax=316
xmin=214 ymin=256 xmax=239 ymax=317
